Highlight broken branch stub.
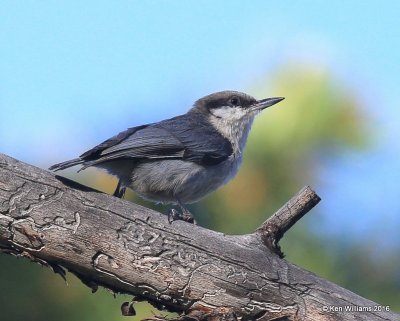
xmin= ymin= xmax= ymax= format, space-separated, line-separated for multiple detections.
xmin=256 ymin=186 xmax=321 ymax=257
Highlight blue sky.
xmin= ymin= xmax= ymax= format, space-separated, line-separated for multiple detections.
xmin=1 ymin=1 xmax=399 ymax=247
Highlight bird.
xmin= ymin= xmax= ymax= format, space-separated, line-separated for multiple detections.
xmin=49 ymin=91 xmax=284 ymax=222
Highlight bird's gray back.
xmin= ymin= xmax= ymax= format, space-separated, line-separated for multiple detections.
xmin=80 ymin=113 xmax=233 ymax=167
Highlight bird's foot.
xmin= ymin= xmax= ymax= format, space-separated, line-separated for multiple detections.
xmin=168 ymin=206 xmax=196 ymax=224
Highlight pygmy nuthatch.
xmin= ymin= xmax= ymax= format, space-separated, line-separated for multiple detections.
xmin=50 ymin=91 xmax=284 ymax=222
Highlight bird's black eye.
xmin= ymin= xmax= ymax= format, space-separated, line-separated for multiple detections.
xmin=230 ymin=96 xmax=240 ymax=106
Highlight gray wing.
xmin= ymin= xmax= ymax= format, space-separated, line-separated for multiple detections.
xmin=80 ymin=125 xmax=185 ymax=166
xmin=50 ymin=114 xmax=233 ymax=172
xmin=76 ymin=114 xmax=233 ymax=169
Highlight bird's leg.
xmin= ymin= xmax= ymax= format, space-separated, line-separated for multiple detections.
xmin=168 ymin=201 xmax=196 ymax=224
xmin=113 ymin=180 xmax=126 ymax=198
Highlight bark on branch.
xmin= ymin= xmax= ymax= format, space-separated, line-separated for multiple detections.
xmin=0 ymin=153 xmax=398 ymax=321
xmin=257 ymin=186 xmax=321 ymax=258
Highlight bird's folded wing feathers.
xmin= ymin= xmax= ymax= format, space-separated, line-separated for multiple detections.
xmin=78 ymin=115 xmax=233 ymax=167
xmin=81 ymin=126 xmax=185 ymax=163
xmin=79 ymin=124 xmax=148 ymax=159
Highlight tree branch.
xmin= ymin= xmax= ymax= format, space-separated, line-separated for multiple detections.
xmin=257 ymin=186 xmax=321 ymax=258
xmin=0 ymin=153 xmax=398 ymax=321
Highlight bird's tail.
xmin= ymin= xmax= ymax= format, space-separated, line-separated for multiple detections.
xmin=49 ymin=158 xmax=84 ymax=171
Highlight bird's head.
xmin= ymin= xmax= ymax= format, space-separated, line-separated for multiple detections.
xmin=191 ymin=90 xmax=284 ymax=124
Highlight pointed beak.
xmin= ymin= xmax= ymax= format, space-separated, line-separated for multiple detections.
xmin=252 ymin=97 xmax=285 ymax=111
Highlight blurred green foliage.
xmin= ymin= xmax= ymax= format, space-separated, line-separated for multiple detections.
xmin=0 ymin=65 xmax=399 ymax=320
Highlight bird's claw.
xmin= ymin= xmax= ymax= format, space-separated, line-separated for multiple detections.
xmin=168 ymin=208 xmax=196 ymax=224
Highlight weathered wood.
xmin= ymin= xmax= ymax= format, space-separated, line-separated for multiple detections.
xmin=257 ymin=186 xmax=321 ymax=258
xmin=0 ymin=153 xmax=398 ymax=321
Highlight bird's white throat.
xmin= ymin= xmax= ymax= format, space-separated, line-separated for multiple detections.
xmin=209 ymin=113 xmax=255 ymax=156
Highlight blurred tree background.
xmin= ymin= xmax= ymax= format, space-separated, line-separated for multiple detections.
xmin=1 ymin=1 xmax=400 ymax=320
